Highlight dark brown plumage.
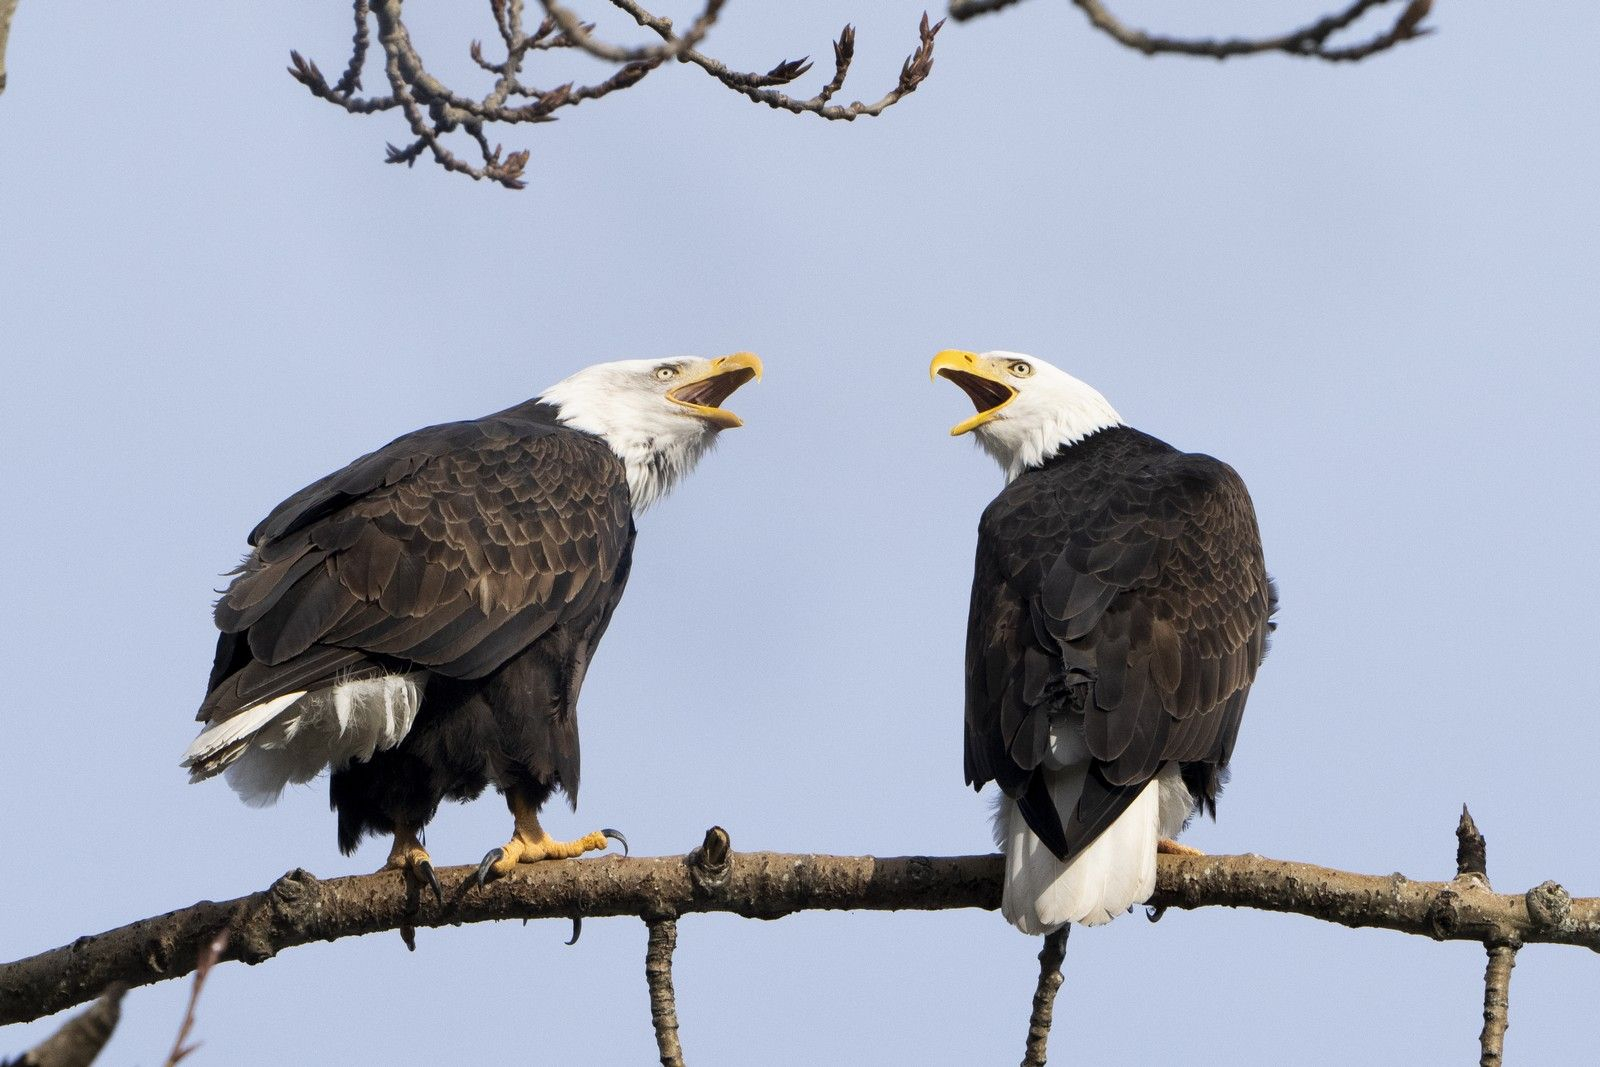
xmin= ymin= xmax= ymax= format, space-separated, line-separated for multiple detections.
xmin=965 ymin=425 xmax=1276 ymax=860
xmin=184 ymin=354 xmax=761 ymax=892
xmin=195 ymin=400 xmax=634 ymax=852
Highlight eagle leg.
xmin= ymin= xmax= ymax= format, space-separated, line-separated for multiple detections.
xmin=385 ymin=826 xmax=443 ymax=905
xmin=474 ymin=791 xmax=626 ymax=888
xmin=1156 ymin=838 xmax=1206 ymax=857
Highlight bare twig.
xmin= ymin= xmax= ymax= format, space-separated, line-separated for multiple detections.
xmin=4 ymin=985 xmax=124 ymax=1067
xmin=948 ymin=0 xmax=1024 ymax=20
xmin=950 ymin=0 xmax=1436 ymax=62
xmin=1479 ymin=942 xmax=1517 ymax=1066
xmin=537 ymin=0 xmax=722 ymax=64
xmin=162 ymin=930 xmax=230 ymax=1067
xmin=1020 ymin=928 xmax=1067 ymax=1067
xmin=3 ymin=830 xmax=1595 ymax=1029
xmin=0 ymin=0 xmax=17 ymax=96
xmin=613 ymin=1 xmax=944 ymax=120
xmin=289 ymin=0 xmax=941 ymax=187
xmin=644 ymin=919 xmax=685 ymax=1067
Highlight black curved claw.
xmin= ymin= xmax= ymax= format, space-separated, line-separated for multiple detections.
xmin=601 ymin=828 xmax=629 ymax=857
xmin=417 ymin=859 xmax=443 ymax=905
xmin=566 ymin=917 xmax=583 ymax=946
xmin=476 ymin=847 xmax=505 ymax=889
xmin=1145 ymin=905 xmax=1167 ymax=924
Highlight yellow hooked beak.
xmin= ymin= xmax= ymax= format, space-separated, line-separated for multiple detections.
xmin=668 ymin=352 xmax=763 ymax=428
xmin=930 ymin=350 xmax=1017 ymax=436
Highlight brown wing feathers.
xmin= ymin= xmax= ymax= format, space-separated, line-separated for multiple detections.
xmin=966 ymin=428 xmax=1274 ymax=860
xmin=201 ymin=420 xmax=632 ymax=726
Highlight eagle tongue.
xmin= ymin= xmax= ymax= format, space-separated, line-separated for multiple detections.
xmin=942 ymin=369 xmax=1012 ymax=413
xmin=679 ymin=368 xmax=753 ymax=408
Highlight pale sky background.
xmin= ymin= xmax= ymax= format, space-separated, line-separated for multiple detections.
xmin=3 ymin=1 xmax=1598 ymax=1063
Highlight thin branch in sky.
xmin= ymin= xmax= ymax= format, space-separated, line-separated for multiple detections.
xmin=1479 ymin=942 xmax=1517 ymax=1066
xmin=949 ymin=0 xmax=1437 ymax=63
xmin=0 ymin=0 xmax=18 ymax=96
xmin=644 ymin=919 xmax=685 ymax=1067
xmin=289 ymin=0 xmax=942 ymax=189
xmin=162 ymin=931 xmax=230 ymax=1067
xmin=1020 ymin=928 xmax=1067 ymax=1067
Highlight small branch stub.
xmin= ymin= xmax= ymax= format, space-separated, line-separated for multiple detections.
xmin=687 ymin=826 xmax=732 ymax=894
xmin=1457 ymin=805 xmax=1488 ymax=880
xmin=1525 ymin=881 xmax=1573 ymax=934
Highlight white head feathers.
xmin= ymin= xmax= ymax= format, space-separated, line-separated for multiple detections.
xmin=932 ymin=350 xmax=1123 ymax=481
xmin=539 ymin=354 xmax=762 ymax=511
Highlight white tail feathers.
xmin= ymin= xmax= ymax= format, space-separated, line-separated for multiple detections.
xmin=181 ymin=691 xmax=307 ymax=776
xmin=181 ymin=674 xmax=425 ymax=806
xmin=995 ymin=763 xmax=1191 ymax=934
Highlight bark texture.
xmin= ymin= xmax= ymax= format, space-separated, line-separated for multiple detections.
xmin=3 ymin=986 xmax=122 ymax=1067
xmin=2 ymin=844 xmax=1594 ymax=1028
xmin=644 ymin=919 xmax=684 ymax=1067
xmin=1020 ymin=928 xmax=1067 ymax=1067
xmin=1479 ymin=943 xmax=1517 ymax=1067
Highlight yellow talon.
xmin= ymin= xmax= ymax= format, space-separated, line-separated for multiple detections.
xmin=384 ymin=826 xmax=442 ymax=903
xmin=476 ymin=793 xmax=624 ymax=886
xmin=1157 ymin=838 xmax=1207 ymax=857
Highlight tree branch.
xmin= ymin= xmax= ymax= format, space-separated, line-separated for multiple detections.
xmin=949 ymin=0 xmax=1436 ymax=63
xmin=644 ymin=919 xmax=684 ymax=1067
xmin=609 ymin=1 xmax=944 ymax=121
xmin=160 ymin=932 xmax=228 ymax=1067
xmin=289 ymin=1 xmax=941 ymax=187
xmin=0 ymin=0 xmax=17 ymax=96
xmin=1479 ymin=942 xmax=1517 ymax=1067
xmin=536 ymin=0 xmax=722 ymax=64
xmin=1020 ymin=928 xmax=1067 ymax=1067
xmin=2 ymin=985 xmax=122 ymax=1067
xmin=2 ymin=833 xmax=1594 ymax=1029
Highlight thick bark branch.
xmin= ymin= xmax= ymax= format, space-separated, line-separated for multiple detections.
xmin=2 ymin=846 xmax=1594 ymax=1027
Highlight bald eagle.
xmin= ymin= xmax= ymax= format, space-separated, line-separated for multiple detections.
xmin=183 ymin=354 xmax=761 ymax=894
xmin=933 ymin=350 xmax=1274 ymax=933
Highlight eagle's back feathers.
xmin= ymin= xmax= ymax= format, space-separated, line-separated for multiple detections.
xmin=965 ymin=425 xmax=1275 ymax=929
xmin=186 ymin=404 xmax=636 ymax=824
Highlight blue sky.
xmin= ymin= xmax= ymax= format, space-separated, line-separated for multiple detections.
xmin=2 ymin=1 xmax=1597 ymax=1063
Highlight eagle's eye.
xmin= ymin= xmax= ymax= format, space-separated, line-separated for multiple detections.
xmin=654 ymin=365 xmax=681 ymax=382
xmin=1009 ymin=361 xmax=1033 ymax=378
